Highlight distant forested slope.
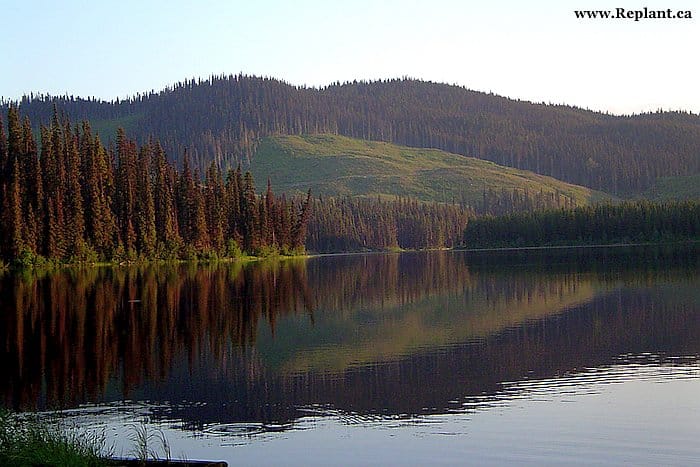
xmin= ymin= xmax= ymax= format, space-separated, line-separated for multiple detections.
xmin=249 ymin=134 xmax=611 ymax=210
xmin=6 ymin=74 xmax=700 ymax=195
xmin=463 ymin=200 xmax=700 ymax=248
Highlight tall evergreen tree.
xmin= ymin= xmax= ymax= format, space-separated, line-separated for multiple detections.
xmin=152 ymin=141 xmax=180 ymax=251
xmin=115 ymin=128 xmax=137 ymax=255
xmin=135 ymin=142 xmax=157 ymax=256
xmin=22 ymin=117 xmax=42 ymax=253
xmin=0 ymin=109 xmax=314 ymax=263
xmin=205 ymin=163 xmax=226 ymax=252
xmin=292 ymin=189 xmax=313 ymax=251
xmin=64 ymin=121 xmax=86 ymax=257
xmin=240 ymin=171 xmax=259 ymax=252
xmin=4 ymin=157 xmax=25 ymax=258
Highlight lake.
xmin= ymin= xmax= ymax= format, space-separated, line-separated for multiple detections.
xmin=1 ymin=245 xmax=699 ymax=465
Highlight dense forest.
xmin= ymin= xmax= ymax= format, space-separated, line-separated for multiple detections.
xmin=463 ymin=201 xmax=700 ymax=248
xmin=0 ymin=108 xmax=481 ymax=264
xmin=475 ymin=187 xmax=577 ymax=216
xmin=0 ymin=107 xmax=312 ymax=265
xmin=307 ymin=196 xmax=469 ymax=253
xmin=6 ymin=75 xmax=700 ymax=195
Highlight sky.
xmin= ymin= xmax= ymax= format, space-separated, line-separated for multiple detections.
xmin=2 ymin=0 xmax=699 ymax=115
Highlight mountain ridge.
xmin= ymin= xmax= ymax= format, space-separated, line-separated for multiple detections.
xmin=5 ymin=74 xmax=700 ymax=196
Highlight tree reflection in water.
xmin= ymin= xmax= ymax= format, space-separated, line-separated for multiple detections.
xmin=0 ymin=246 xmax=698 ymax=432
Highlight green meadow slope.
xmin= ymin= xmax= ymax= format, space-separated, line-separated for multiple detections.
xmin=250 ymin=134 xmax=613 ymax=206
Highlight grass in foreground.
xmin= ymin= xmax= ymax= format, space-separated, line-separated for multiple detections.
xmin=0 ymin=410 xmax=107 ymax=466
xmin=0 ymin=410 xmax=201 ymax=466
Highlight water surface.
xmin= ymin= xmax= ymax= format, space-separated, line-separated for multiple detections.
xmin=1 ymin=245 xmax=698 ymax=465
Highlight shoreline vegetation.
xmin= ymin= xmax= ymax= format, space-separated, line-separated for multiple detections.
xmin=0 ymin=250 xmax=312 ymax=273
xmin=0 ymin=409 xmax=228 ymax=466
xmin=463 ymin=200 xmax=700 ymax=249
xmin=3 ymin=240 xmax=699 ymax=276
xmin=0 ymin=107 xmax=313 ymax=270
xmin=1 ymin=200 xmax=699 ymax=273
xmin=1 ymin=107 xmax=698 ymax=271
xmin=0 ymin=409 xmax=105 ymax=467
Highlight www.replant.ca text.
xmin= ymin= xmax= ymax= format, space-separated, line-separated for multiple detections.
xmin=574 ymin=8 xmax=692 ymax=21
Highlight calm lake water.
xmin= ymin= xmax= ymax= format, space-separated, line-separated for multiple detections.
xmin=2 ymin=245 xmax=699 ymax=465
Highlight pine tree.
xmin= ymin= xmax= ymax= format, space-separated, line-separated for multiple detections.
xmin=264 ymin=178 xmax=275 ymax=246
xmin=190 ymin=168 xmax=210 ymax=251
xmin=0 ymin=109 xmax=311 ymax=262
xmin=276 ymin=194 xmax=292 ymax=251
xmin=42 ymin=109 xmax=69 ymax=258
xmin=0 ymin=116 xmax=5 ymax=256
xmin=82 ymin=128 xmax=117 ymax=257
xmin=205 ymin=163 xmax=225 ymax=252
xmin=240 ymin=171 xmax=259 ymax=252
xmin=64 ymin=121 xmax=86 ymax=257
xmin=22 ymin=116 xmax=42 ymax=254
xmin=292 ymin=189 xmax=312 ymax=251
xmin=152 ymin=141 xmax=180 ymax=252
xmin=224 ymin=165 xmax=243 ymax=245
xmin=0 ymin=114 xmax=7 ymax=184
xmin=135 ymin=142 xmax=157 ymax=256
xmin=4 ymin=157 xmax=25 ymax=258
xmin=176 ymin=154 xmax=194 ymax=245
xmin=115 ymin=128 xmax=137 ymax=255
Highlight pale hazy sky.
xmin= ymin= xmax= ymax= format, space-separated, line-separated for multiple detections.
xmin=2 ymin=0 xmax=698 ymax=115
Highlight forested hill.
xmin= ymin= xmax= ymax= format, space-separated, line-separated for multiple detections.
xmin=6 ymin=74 xmax=700 ymax=195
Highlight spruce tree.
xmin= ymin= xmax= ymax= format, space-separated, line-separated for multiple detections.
xmin=240 ymin=171 xmax=259 ymax=252
xmin=135 ymin=142 xmax=157 ymax=256
xmin=152 ymin=141 xmax=180 ymax=252
xmin=64 ymin=121 xmax=86 ymax=257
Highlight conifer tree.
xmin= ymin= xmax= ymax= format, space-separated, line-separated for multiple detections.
xmin=224 ymin=165 xmax=243 ymax=245
xmin=64 ymin=121 xmax=86 ymax=257
xmin=115 ymin=128 xmax=137 ymax=255
xmin=0 ymin=115 xmax=7 ymax=257
xmin=190 ymin=168 xmax=210 ymax=251
xmin=0 ymin=109 xmax=314 ymax=262
xmin=176 ymin=155 xmax=194 ymax=245
xmin=292 ymin=189 xmax=312 ymax=251
xmin=205 ymin=163 xmax=226 ymax=252
xmin=241 ymin=171 xmax=259 ymax=252
xmin=264 ymin=178 xmax=275 ymax=246
xmin=275 ymin=194 xmax=292 ymax=250
xmin=22 ymin=117 xmax=42 ymax=254
xmin=152 ymin=141 xmax=180 ymax=251
xmin=135 ymin=142 xmax=157 ymax=256
xmin=4 ymin=157 xmax=25 ymax=258
xmin=81 ymin=125 xmax=116 ymax=257
xmin=0 ymin=115 xmax=7 ymax=184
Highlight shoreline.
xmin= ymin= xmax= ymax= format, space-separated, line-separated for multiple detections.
xmin=2 ymin=240 xmax=698 ymax=273
xmin=454 ymin=239 xmax=700 ymax=254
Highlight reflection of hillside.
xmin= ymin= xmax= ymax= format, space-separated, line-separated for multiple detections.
xmin=0 ymin=245 xmax=697 ymax=422
xmin=0 ymin=252 xmax=469 ymax=410
xmin=266 ymin=244 xmax=700 ymax=374
xmin=275 ymin=275 xmax=598 ymax=374
xmin=147 ymin=280 xmax=700 ymax=430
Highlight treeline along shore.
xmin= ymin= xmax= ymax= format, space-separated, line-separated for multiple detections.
xmin=0 ymin=107 xmax=312 ymax=266
xmin=0 ymin=107 xmax=472 ymax=265
xmin=1 ymin=105 xmax=698 ymax=267
xmin=463 ymin=201 xmax=700 ymax=248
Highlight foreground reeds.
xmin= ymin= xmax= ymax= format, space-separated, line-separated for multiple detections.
xmin=0 ymin=409 xmax=106 ymax=466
